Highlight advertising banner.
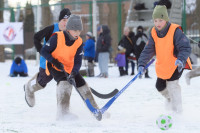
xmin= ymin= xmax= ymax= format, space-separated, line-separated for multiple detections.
xmin=0 ymin=22 xmax=24 ymax=45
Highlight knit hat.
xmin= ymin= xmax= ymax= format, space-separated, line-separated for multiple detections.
xmin=66 ymin=15 xmax=83 ymax=31
xmin=59 ymin=8 xmax=71 ymax=21
xmin=86 ymin=32 xmax=93 ymax=37
xmin=152 ymin=5 xmax=169 ymax=21
xmin=137 ymin=25 xmax=144 ymax=32
xmin=14 ymin=56 xmax=22 ymax=64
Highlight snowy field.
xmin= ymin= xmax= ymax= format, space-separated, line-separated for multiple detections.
xmin=0 ymin=59 xmax=200 ymax=133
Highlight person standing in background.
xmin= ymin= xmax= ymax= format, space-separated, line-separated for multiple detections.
xmin=96 ymin=25 xmax=111 ymax=78
xmin=135 ymin=26 xmax=150 ymax=78
xmin=83 ymin=32 xmax=96 ymax=77
xmin=118 ymin=27 xmax=136 ymax=75
xmin=115 ymin=45 xmax=126 ymax=76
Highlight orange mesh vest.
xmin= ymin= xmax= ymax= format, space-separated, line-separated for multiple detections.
xmin=151 ymin=23 xmax=192 ymax=79
xmin=46 ymin=31 xmax=82 ymax=75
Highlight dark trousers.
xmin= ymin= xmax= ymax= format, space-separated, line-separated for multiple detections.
xmin=37 ymin=67 xmax=53 ymax=87
xmin=47 ymin=63 xmax=86 ymax=88
xmin=156 ymin=68 xmax=183 ymax=92
xmin=119 ymin=67 xmax=126 ymax=76
xmin=125 ymin=58 xmax=135 ymax=74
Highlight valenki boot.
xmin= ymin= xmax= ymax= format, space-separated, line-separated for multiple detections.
xmin=167 ymin=80 xmax=182 ymax=113
xmin=24 ymin=73 xmax=44 ymax=107
xmin=56 ymin=81 xmax=72 ymax=119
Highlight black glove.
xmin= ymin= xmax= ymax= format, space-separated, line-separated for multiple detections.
xmin=51 ymin=58 xmax=64 ymax=71
xmin=67 ymin=72 xmax=76 ymax=85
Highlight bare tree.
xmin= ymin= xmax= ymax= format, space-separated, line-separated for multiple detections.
xmin=107 ymin=3 xmax=118 ymax=62
xmin=41 ymin=0 xmax=53 ymax=28
xmin=23 ymin=2 xmax=35 ymax=59
xmin=0 ymin=0 xmax=4 ymax=62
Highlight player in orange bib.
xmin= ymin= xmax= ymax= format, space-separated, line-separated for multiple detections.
xmin=138 ymin=5 xmax=192 ymax=113
xmin=40 ymin=15 xmax=99 ymax=119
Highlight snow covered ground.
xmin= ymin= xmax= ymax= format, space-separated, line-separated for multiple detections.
xmin=0 ymin=59 xmax=200 ymax=133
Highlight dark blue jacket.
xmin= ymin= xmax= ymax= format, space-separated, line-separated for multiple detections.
xmin=41 ymin=31 xmax=83 ymax=74
xmin=138 ymin=22 xmax=191 ymax=67
xmin=10 ymin=60 xmax=28 ymax=75
xmin=84 ymin=38 xmax=95 ymax=58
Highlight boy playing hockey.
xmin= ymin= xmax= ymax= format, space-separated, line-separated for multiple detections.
xmin=40 ymin=15 xmax=99 ymax=119
xmin=138 ymin=5 xmax=192 ymax=113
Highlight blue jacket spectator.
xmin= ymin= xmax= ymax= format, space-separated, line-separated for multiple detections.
xmin=84 ymin=32 xmax=95 ymax=59
xmin=10 ymin=57 xmax=28 ymax=77
xmin=83 ymin=32 xmax=96 ymax=77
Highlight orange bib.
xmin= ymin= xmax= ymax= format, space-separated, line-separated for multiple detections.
xmin=151 ymin=24 xmax=192 ymax=79
xmin=46 ymin=31 xmax=82 ymax=75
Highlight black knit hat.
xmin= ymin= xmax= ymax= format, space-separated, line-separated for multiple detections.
xmin=59 ymin=8 xmax=71 ymax=21
xmin=14 ymin=56 xmax=22 ymax=64
xmin=137 ymin=26 xmax=144 ymax=32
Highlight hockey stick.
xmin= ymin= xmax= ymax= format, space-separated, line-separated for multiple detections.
xmin=85 ymin=58 xmax=155 ymax=115
xmin=63 ymin=71 xmax=102 ymax=121
xmin=90 ymin=88 xmax=119 ymax=99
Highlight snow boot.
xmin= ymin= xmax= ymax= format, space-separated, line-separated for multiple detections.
xmin=88 ymin=62 xmax=94 ymax=77
xmin=77 ymin=83 xmax=99 ymax=109
xmin=77 ymin=83 xmax=103 ymax=120
xmin=160 ymin=88 xmax=171 ymax=110
xmin=24 ymin=72 xmax=44 ymax=107
xmin=119 ymin=67 xmax=125 ymax=76
xmin=185 ymin=67 xmax=200 ymax=85
xmin=56 ymin=81 xmax=72 ymax=120
xmin=167 ymin=80 xmax=182 ymax=113
xmin=145 ymin=69 xmax=150 ymax=78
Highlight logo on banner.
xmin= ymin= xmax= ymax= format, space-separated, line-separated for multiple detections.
xmin=3 ymin=26 xmax=16 ymax=42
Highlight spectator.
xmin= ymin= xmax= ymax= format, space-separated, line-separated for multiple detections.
xmin=115 ymin=45 xmax=126 ymax=76
xmin=94 ymin=25 xmax=102 ymax=62
xmin=83 ymin=32 xmax=96 ymax=77
xmin=96 ymin=25 xmax=111 ymax=78
xmin=135 ymin=26 xmax=150 ymax=78
xmin=10 ymin=56 xmax=28 ymax=77
xmin=118 ymin=27 xmax=136 ymax=75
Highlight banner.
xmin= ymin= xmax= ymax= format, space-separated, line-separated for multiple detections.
xmin=0 ymin=22 xmax=24 ymax=45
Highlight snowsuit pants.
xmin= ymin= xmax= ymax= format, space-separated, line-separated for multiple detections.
xmin=156 ymin=68 xmax=183 ymax=92
xmin=47 ymin=62 xmax=86 ymax=87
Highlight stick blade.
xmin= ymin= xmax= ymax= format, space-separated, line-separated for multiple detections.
xmin=91 ymin=88 xmax=119 ymax=99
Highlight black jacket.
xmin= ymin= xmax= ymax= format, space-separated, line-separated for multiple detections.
xmin=134 ymin=31 xmax=148 ymax=59
xmin=118 ymin=31 xmax=136 ymax=56
xmin=96 ymin=25 xmax=111 ymax=53
xmin=34 ymin=25 xmax=57 ymax=53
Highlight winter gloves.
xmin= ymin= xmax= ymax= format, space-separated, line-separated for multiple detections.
xmin=175 ymin=59 xmax=184 ymax=73
xmin=138 ymin=66 xmax=145 ymax=78
xmin=66 ymin=72 xmax=76 ymax=86
xmin=51 ymin=58 xmax=64 ymax=71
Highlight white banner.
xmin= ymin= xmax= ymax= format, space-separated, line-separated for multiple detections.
xmin=0 ymin=22 xmax=24 ymax=45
